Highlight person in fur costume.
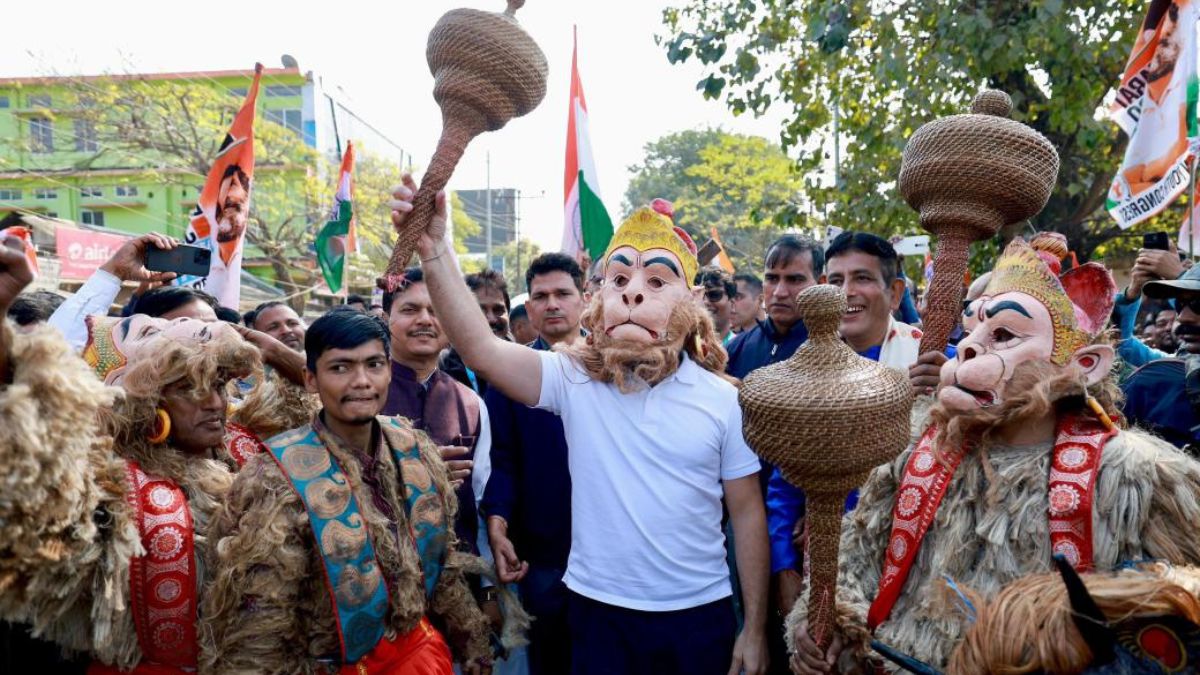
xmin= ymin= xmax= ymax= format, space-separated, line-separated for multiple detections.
xmin=200 ymin=309 xmax=513 ymax=674
xmin=385 ymin=177 xmax=769 ymax=675
xmin=0 ymin=232 xmax=302 ymax=672
xmin=787 ymin=238 xmax=1200 ymax=674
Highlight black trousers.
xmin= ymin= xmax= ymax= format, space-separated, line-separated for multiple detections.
xmin=521 ymin=565 xmax=571 ymax=675
xmin=568 ymin=592 xmax=737 ymax=675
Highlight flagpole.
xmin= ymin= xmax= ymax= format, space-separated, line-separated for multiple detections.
xmin=1190 ymin=155 xmax=1198 ymax=257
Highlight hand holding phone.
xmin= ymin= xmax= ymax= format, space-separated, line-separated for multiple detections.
xmin=145 ymin=242 xmax=212 ymax=277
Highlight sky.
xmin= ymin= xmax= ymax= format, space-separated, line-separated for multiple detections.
xmin=2 ymin=0 xmax=790 ymax=252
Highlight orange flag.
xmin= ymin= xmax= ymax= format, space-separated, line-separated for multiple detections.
xmin=0 ymin=226 xmax=38 ymax=276
xmin=179 ymin=63 xmax=262 ymax=308
xmin=710 ymin=227 xmax=735 ymax=274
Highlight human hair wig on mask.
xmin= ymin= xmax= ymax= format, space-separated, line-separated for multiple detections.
xmin=947 ymin=562 xmax=1200 ymax=674
xmin=926 ymin=345 xmax=1122 ymax=457
xmin=106 ymin=326 xmax=261 ymax=468
xmin=304 ymin=308 xmax=390 ymax=372
xmin=564 ymin=292 xmax=735 ymax=393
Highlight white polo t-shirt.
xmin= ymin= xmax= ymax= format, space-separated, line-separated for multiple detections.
xmin=537 ymin=350 xmax=760 ymax=611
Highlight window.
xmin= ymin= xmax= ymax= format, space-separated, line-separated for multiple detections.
xmin=265 ymin=108 xmax=302 ymax=135
xmin=29 ymin=118 xmax=53 ymax=153
xmin=0 ymin=96 xmax=9 ymax=108
xmin=33 ymin=188 xmax=56 ymax=199
xmin=27 ymin=94 xmax=50 ymax=109
xmin=46 ymin=211 xmax=57 ymax=218
xmin=80 ymin=186 xmax=102 ymax=198
xmin=115 ymin=185 xmax=138 ymax=197
xmin=80 ymin=210 xmax=105 ymax=227
xmin=228 ymin=87 xmax=248 ymax=98
xmin=74 ymin=119 xmax=98 ymax=152
xmin=0 ymin=189 xmax=21 ymax=201
xmin=265 ymin=85 xmax=301 ymax=97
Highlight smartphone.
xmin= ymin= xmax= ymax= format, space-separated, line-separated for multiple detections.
xmin=145 ymin=243 xmax=212 ymax=277
xmin=1144 ymin=232 xmax=1171 ymax=251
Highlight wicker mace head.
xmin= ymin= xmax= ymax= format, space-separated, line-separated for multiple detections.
xmin=427 ymin=1 xmax=548 ymax=133
xmin=381 ymin=1 xmax=548 ymax=284
xmin=739 ymin=285 xmax=912 ymax=496
xmin=899 ymin=90 xmax=1060 ymax=239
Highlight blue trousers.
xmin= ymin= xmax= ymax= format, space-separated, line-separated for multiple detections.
xmin=568 ymin=592 xmax=737 ymax=675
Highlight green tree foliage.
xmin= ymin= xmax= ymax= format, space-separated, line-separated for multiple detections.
xmin=660 ymin=0 xmax=1168 ymax=261
xmin=625 ymin=128 xmax=807 ymax=270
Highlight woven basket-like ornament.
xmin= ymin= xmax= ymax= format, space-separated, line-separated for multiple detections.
xmin=740 ymin=284 xmax=911 ymax=648
xmin=381 ymin=0 xmax=548 ymax=287
xmin=899 ymin=90 xmax=1059 ymax=355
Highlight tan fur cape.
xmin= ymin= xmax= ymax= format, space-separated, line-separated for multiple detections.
xmin=199 ymin=415 xmax=493 ymax=674
xmin=784 ymin=425 xmax=1200 ymax=673
xmin=0 ymin=322 xmax=307 ymax=669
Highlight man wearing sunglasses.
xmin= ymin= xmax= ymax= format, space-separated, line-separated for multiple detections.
xmin=1122 ymin=264 xmax=1200 ymax=451
xmin=695 ymin=267 xmax=737 ymax=345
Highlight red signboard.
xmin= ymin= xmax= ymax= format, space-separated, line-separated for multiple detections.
xmin=55 ymin=226 xmax=129 ymax=280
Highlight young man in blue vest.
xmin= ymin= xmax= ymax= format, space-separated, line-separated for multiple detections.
xmin=202 ymin=309 xmax=497 ymax=674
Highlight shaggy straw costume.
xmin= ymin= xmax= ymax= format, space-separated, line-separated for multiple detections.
xmin=0 ymin=320 xmax=291 ymax=670
xmin=200 ymin=415 xmax=498 ymax=673
xmin=784 ymin=243 xmax=1200 ymax=672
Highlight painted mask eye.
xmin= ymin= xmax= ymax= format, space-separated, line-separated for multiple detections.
xmin=991 ymin=327 xmax=1017 ymax=343
xmin=648 ymin=277 xmax=665 ymax=290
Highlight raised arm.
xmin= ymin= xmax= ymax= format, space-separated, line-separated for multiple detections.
xmin=390 ymin=176 xmax=542 ymax=406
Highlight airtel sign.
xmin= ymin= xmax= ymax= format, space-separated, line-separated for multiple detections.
xmin=55 ymin=226 xmax=130 ymax=280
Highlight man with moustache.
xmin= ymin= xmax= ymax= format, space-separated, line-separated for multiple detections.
xmin=202 ymin=310 xmax=495 ymax=674
xmin=382 ymin=268 xmax=490 ymax=556
xmin=481 ymin=252 xmax=585 ymax=675
xmin=215 ymin=165 xmax=250 ymax=244
xmin=444 ymin=270 xmax=511 ymax=396
xmin=250 ymin=300 xmax=306 ymax=353
xmin=1122 ymin=264 xmax=1200 ymax=451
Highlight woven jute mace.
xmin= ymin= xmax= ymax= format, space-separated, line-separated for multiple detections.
xmin=739 ymin=285 xmax=911 ymax=649
xmin=899 ymin=89 xmax=1059 ymax=355
xmin=379 ymin=0 xmax=548 ymax=288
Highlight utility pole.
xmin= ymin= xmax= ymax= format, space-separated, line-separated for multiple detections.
xmin=486 ymin=151 xmax=493 ymax=269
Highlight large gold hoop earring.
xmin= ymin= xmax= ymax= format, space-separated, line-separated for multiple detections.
xmin=148 ymin=408 xmax=172 ymax=445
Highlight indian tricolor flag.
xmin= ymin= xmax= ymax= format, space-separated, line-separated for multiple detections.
xmin=316 ymin=141 xmax=356 ymax=294
xmin=562 ymin=27 xmax=613 ymax=262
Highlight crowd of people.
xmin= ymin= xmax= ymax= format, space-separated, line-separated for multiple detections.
xmin=3 ymin=174 xmax=1200 ymax=675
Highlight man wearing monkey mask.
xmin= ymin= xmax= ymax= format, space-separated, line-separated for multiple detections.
xmin=388 ymin=178 xmax=769 ymax=675
xmin=786 ymin=238 xmax=1200 ymax=674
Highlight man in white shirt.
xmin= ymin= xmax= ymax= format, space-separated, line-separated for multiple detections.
xmin=387 ymin=183 xmax=768 ymax=675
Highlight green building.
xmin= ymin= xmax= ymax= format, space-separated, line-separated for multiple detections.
xmin=0 ymin=64 xmax=405 ymax=292
xmin=0 ymin=67 xmax=317 ymax=237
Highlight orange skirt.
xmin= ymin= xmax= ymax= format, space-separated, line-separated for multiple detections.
xmin=340 ymin=617 xmax=454 ymax=675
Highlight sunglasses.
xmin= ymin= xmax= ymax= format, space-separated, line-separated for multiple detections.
xmin=704 ymin=289 xmax=727 ymax=303
xmin=1174 ymin=296 xmax=1200 ymax=314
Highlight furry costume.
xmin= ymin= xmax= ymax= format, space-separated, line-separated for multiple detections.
xmin=783 ymin=240 xmax=1200 ymax=672
xmin=0 ymin=317 xmax=309 ymax=670
xmin=948 ymin=562 xmax=1200 ymax=673
xmin=784 ymin=421 xmax=1200 ymax=672
xmin=199 ymin=415 xmax=495 ymax=674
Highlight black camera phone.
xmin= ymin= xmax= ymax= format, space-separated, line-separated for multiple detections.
xmin=145 ymin=243 xmax=212 ymax=277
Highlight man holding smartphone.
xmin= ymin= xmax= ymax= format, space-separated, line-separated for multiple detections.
xmin=1111 ymin=234 xmax=1187 ymax=371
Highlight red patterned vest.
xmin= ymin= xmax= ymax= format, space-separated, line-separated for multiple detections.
xmin=88 ymin=426 xmax=265 ymax=675
xmin=866 ymin=414 xmax=1115 ymax=631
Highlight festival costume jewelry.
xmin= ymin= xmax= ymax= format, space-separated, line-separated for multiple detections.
xmin=982 ymin=237 xmax=1116 ymax=365
xmin=148 ymin=408 xmax=172 ymax=445
xmin=603 ymin=203 xmax=700 ymax=284
xmin=739 ymin=285 xmax=912 ymax=649
xmin=899 ymin=90 xmax=1060 ymax=356
xmin=381 ymin=0 xmax=548 ymax=289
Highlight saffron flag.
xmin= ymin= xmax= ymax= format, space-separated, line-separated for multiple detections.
xmin=710 ymin=227 xmax=735 ymax=274
xmin=178 ymin=63 xmax=262 ymax=308
xmin=0 ymin=226 xmax=38 ymax=276
xmin=1107 ymin=0 xmax=1200 ymax=230
xmin=316 ymin=141 xmax=356 ymax=294
xmin=562 ymin=27 xmax=614 ymax=262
